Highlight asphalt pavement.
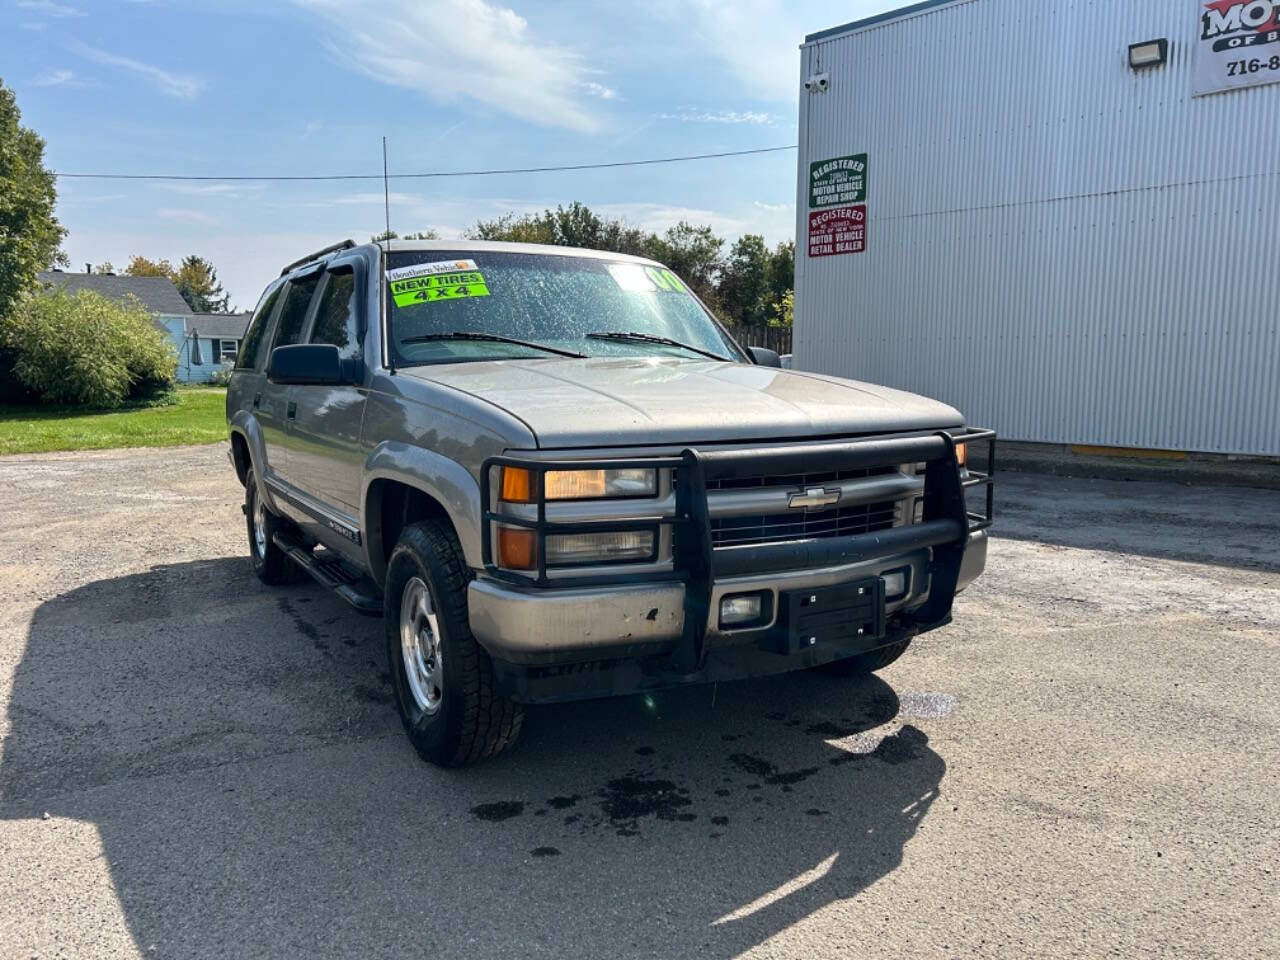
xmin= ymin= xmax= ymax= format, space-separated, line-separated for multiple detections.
xmin=0 ymin=445 xmax=1276 ymax=959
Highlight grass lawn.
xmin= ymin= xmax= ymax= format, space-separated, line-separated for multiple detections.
xmin=0 ymin=387 xmax=228 ymax=455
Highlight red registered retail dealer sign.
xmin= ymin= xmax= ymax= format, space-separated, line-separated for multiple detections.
xmin=808 ymin=205 xmax=866 ymax=257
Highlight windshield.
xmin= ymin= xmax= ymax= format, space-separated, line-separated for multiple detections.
xmin=385 ymin=250 xmax=747 ymax=367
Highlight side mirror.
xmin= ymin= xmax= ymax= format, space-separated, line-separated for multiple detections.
xmin=748 ymin=346 xmax=782 ymax=368
xmin=268 ymin=344 xmax=344 ymax=385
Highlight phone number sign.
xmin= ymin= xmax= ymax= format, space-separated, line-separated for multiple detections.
xmin=1194 ymin=0 xmax=1280 ymax=96
xmin=808 ymin=205 xmax=866 ymax=257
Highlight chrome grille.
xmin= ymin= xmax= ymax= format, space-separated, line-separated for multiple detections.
xmin=700 ymin=467 xmax=901 ymax=549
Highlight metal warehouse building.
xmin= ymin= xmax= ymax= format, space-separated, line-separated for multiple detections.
xmin=793 ymin=0 xmax=1280 ymax=456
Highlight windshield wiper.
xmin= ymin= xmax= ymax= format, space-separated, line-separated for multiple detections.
xmin=585 ymin=331 xmax=731 ymax=362
xmin=399 ymin=332 xmax=586 ymax=359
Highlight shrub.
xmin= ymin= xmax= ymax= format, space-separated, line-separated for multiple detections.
xmin=0 ymin=287 xmax=176 ymax=407
xmin=209 ymin=360 xmax=234 ymax=387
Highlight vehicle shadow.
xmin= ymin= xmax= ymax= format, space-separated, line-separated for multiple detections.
xmin=2 ymin=558 xmax=946 ymax=959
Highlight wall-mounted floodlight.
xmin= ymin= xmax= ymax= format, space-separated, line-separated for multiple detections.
xmin=1128 ymin=38 xmax=1169 ymax=69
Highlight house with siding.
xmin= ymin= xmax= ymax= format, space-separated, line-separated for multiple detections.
xmin=36 ymin=269 xmax=248 ymax=382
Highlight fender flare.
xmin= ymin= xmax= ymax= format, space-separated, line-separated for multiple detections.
xmin=228 ymin=411 xmax=283 ymax=515
xmin=362 ymin=441 xmax=485 ymax=585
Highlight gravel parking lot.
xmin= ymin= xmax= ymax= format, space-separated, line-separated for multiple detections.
xmin=1 ymin=445 xmax=1276 ymax=959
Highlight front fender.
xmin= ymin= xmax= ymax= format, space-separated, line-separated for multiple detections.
xmin=228 ymin=411 xmax=282 ymax=515
xmin=362 ymin=441 xmax=484 ymax=584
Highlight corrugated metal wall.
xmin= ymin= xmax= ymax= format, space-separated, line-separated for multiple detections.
xmin=794 ymin=0 xmax=1280 ymax=455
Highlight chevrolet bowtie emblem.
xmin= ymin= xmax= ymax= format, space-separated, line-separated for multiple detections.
xmin=788 ymin=486 xmax=841 ymax=510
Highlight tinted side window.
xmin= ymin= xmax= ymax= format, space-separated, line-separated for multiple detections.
xmin=309 ymin=269 xmax=359 ymax=360
xmin=271 ymin=275 xmax=322 ymax=349
xmin=236 ymin=285 xmax=281 ymax=369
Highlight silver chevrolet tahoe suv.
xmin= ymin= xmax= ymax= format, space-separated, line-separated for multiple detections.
xmin=227 ymin=239 xmax=995 ymax=766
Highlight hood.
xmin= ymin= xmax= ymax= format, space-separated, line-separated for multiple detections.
xmin=401 ymin=357 xmax=963 ymax=449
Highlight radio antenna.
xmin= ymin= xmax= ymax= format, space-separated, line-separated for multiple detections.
xmin=381 ymin=136 xmax=396 ymax=375
xmin=382 ymin=136 xmax=392 ymax=245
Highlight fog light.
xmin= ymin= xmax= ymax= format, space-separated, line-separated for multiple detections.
xmin=720 ymin=594 xmax=763 ymax=627
xmin=544 ymin=530 xmax=654 ymax=566
xmin=881 ymin=569 xmax=908 ymax=599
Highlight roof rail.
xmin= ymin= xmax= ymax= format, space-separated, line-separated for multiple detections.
xmin=279 ymin=239 xmax=356 ymax=276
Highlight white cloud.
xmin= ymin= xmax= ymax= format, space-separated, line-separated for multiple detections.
xmin=667 ymin=0 xmax=898 ymax=103
xmin=596 ymin=202 xmax=751 ymax=238
xmin=70 ymin=41 xmax=203 ymax=99
xmin=294 ymin=0 xmax=611 ymax=132
xmin=161 ymin=182 xmax=266 ymax=199
xmin=578 ymin=81 xmax=618 ymax=100
xmin=16 ymin=0 xmax=85 ymax=16
xmin=659 ymin=109 xmax=776 ymax=125
xmin=157 ymin=207 xmax=222 ymax=226
xmin=32 ymin=68 xmax=85 ymax=87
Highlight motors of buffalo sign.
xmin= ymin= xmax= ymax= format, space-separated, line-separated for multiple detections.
xmin=808 ymin=205 xmax=867 ymax=258
xmin=1195 ymin=0 xmax=1280 ymax=95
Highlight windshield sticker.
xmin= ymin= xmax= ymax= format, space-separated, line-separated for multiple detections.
xmin=387 ymin=258 xmax=478 ymax=282
xmin=390 ymin=269 xmax=490 ymax=307
xmin=607 ymin=263 xmax=687 ymax=294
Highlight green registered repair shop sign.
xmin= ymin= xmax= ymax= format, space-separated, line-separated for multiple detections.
xmin=809 ymin=154 xmax=867 ymax=209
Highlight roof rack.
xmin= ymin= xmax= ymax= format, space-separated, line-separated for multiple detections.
xmin=279 ymin=239 xmax=356 ymax=276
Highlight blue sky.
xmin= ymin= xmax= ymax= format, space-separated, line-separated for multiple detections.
xmin=2 ymin=0 xmax=900 ymax=308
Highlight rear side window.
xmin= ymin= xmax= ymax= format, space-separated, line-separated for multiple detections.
xmin=271 ymin=275 xmax=322 ymax=349
xmin=236 ymin=284 xmax=282 ymax=369
xmin=309 ymin=268 xmax=359 ymax=360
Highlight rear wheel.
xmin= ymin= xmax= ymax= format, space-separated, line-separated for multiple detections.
xmin=385 ymin=520 xmax=522 ymax=766
xmin=244 ymin=468 xmax=301 ymax=585
xmin=815 ymin=636 xmax=913 ymax=677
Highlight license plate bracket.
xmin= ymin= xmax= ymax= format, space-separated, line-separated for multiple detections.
xmin=765 ymin=576 xmax=886 ymax=655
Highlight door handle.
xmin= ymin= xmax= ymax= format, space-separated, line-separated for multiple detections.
xmin=252 ymin=393 xmax=261 ymax=409
xmin=286 ymin=401 xmax=297 ymax=420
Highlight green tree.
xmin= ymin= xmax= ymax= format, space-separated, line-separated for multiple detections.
xmin=468 ymin=203 xmax=651 ymax=256
xmin=2 ymin=287 xmax=175 ymax=406
xmin=717 ymin=234 xmax=771 ymax=327
xmin=467 ymin=211 xmax=557 ymax=244
xmin=0 ymin=79 xmax=65 ymax=325
xmin=764 ymin=240 xmax=794 ymax=317
xmin=174 ymin=255 xmax=230 ymax=313
xmin=770 ymin=289 xmax=794 ymax=328
xmin=93 ymin=261 xmax=117 ymax=275
xmin=124 ymin=255 xmax=175 ymax=277
xmin=371 ymin=229 xmax=441 ymax=242
xmin=647 ymin=221 xmax=723 ymax=309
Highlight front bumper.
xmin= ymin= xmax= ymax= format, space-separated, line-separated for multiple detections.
xmin=469 ymin=428 xmax=995 ymax=700
xmin=468 ymin=530 xmax=987 ymax=665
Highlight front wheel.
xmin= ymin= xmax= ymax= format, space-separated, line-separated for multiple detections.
xmin=384 ymin=520 xmax=522 ymax=767
xmin=814 ymin=636 xmax=913 ymax=677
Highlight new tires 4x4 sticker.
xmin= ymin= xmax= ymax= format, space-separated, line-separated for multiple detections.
xmin=387 ymin=258 xmax=490 ymax=307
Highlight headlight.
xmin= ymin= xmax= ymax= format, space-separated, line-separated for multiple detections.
xmin=501 ymin=466 xmax=656 ymax=502
xmin=954 ymin=442 xmax=968 ymax=467
xmin=545 ymin=530 xmax=655 ymax=566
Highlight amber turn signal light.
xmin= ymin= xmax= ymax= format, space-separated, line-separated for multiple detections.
xmin=501 ymin=466 xmax=534 ymax=503
xmin=498 ymin=527 xmax=537 ymax=570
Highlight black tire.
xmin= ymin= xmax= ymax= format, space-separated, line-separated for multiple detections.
xmin=815 ymin=636 xmax=913 ymax=677
xmin=244 ymin=467 xmax=301 ymax=586
xmin=384 ymin=520 xmax=523 ymax=767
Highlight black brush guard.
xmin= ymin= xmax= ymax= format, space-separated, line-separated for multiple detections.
xmin=482 ymin=428 xmax=995 ymax=673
